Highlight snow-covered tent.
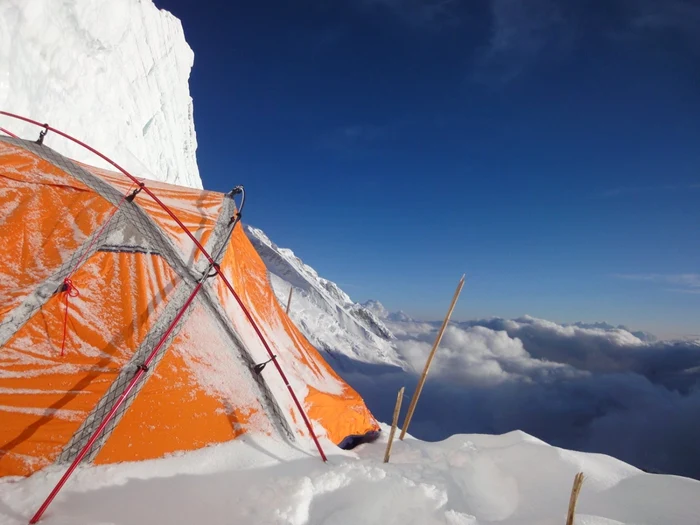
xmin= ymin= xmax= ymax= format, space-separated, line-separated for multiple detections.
xmin=0 ymin=118 xmax=379 ymax=480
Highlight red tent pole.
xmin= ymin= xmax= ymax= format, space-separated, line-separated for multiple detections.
xmin=216 ymin=273 xmax=328 ymax=462
xmin=0 ymin=111 xmax=214 ymax=265
xmin=0 ymin=126 xmax=18 ymax=138
xmin=29 ymin=279 xmax=206 ymax=524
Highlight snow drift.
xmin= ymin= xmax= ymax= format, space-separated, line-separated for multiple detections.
xmin=2 ymin=427 xmax=700 ymax=525
xmin=0 ymin=0 xmax=200 ymax=188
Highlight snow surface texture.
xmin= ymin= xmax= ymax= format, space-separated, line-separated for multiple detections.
xmin=2 ymin=427 xmax=699 ymax=525
xmin=0 ymin=0 xmax=201 ymax=188
xmin=246 ymin=226 xmax=700 ymax=480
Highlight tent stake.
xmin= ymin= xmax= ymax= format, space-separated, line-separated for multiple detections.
xmin=383 ymin=386 xmax=405 ymax=463
xmin=400 ymin=274 xmax=465 ymax=440
xmin=285 ymin=286 xmax=293 ymax=314
xmin=566 ymin=472 xmax=585 ymax=525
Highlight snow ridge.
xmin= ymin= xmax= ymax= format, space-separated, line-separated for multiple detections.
xmin=4 ymin=427 xmax=700 ymax=525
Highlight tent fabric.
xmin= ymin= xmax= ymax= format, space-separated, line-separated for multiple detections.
xmin=0 ymin=136 xmax=379 ymax=478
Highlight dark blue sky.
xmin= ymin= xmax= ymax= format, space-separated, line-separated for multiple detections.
xmin=156 ymin=0 xmax=700 ymax=337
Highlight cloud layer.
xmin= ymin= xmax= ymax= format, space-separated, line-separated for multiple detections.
xmin=336 ymin=314 xmax=700 ymax=478
xmin=615 ymin=273 xmax=700 ymax=295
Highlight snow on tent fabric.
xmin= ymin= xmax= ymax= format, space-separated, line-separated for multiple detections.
xmin=0 ymin=134 xmax=379 ymax=478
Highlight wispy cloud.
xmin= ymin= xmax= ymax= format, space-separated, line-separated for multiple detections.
xmin=625 ymin=0 xmax=700 ymax=52
xmin=601 ymin=184 xmax=700 ymax=198
xmin=614 ymin=273 xmax=700 ymax=294
xmin=351 ymin=0 xmax=700 ymax=84
xmin=473 ymin=0 xmax=573 ymax=85
xmin=474 ymin=0 xmax=700 ymax=85
xmin=341 ymin=125 xmax=389 ymax=142
xmin=318 ymin=123 xmax=396 ymax=154
xmin=362 ymin=0 xmax=462 ymax=28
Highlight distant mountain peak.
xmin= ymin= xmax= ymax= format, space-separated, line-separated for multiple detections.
xmin=361 ymin=300 xmax=414 ymax=323
xmin=388 ymin=310 xmax=413 ymax=322
xmin=361 ymin=300 xmax=389 ymax=319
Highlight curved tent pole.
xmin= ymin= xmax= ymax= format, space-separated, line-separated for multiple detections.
xmin=0 ymin=126 xmax=18 ymax=138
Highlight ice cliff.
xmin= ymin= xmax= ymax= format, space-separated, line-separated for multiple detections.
xmin=0 ymin=0 xmax=201 ymax=188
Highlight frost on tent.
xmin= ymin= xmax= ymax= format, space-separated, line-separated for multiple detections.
xmin=0 ymin=125 xmax=379 ymax=497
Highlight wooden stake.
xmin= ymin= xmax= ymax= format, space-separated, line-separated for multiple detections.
xmin=400 ymin=274 xmax=465 ymax=440
xmin=566 ymin=472 xmax=585 ymax=525
xmin=285 ymin=286 xmax=293 ymax=314
xmin=383 ymin=386 xmax=405 ymax=463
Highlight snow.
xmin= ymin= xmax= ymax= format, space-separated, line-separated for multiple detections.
xmin=0 ymin=0 xmax=201 ymax=188
xmin=2 ymin=427 xmax=699 ymax=525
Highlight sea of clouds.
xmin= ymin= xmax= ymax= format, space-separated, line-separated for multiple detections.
xmin=339 ymin=313 xmax=700 ymax=479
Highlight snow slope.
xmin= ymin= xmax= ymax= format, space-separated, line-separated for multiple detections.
xmin=0 ymin=0 xmax=201 ymax=188
xmin=2 ymin=427 xmax=699 ymax=525
xmin=245 ymin=226 xmax=405 ymax=370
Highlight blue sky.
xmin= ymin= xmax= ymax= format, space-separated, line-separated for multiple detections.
xmin=156 ymin=0 xmax=700 ymax=337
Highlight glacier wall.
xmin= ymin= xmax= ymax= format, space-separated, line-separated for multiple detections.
xmin=0 ymin=0 xmax=201 ymax=188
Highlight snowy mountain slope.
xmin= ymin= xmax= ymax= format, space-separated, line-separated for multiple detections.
xmin=3 ymin=427 xmax=699 ymax=525
xmin=0 ymin=0 xmax=201 ymax=188
xmin=245 ymin=226 xmax=404 ymax=370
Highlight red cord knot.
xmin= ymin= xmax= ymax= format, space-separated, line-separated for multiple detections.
xmin=62 ymin=278 xmax=80 ymax=298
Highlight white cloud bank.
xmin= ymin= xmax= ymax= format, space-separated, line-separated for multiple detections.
xmin=615 ymin=273 xmax=700 ymax=294
xmin=338 ymin=312 xmax=700 ymax=479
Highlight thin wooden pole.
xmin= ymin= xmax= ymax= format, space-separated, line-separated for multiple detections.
xmin=399 ymin=274 xmax=465 ymax=440
xmin=566 ymin=472 xmax=585 ymax=525
xmin=383 ymin=386 xmax=405 ymax=463
xmin=285 ymin=286 xmax=293 ymax=314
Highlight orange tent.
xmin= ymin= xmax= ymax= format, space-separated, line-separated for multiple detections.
xmin=0 ymin=130 xmax=379 ymax=479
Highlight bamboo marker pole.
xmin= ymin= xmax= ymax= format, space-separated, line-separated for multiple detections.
xmin=285 ymin=286 xmax=293 ymax=314
xmin=383 ymin=386 xmax=405 ymax=463
xmin=399 ymin=274 xmax=465 ymax=440
xmin=566 ymin=472 xmax=585 ymax=525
